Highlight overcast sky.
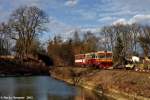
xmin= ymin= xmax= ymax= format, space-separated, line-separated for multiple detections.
xmin=0 ymin=0 xmax=150 ymax=40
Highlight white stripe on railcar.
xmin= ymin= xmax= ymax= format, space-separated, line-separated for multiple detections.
xmin=75 ymin=59 xmax=85 ymax=63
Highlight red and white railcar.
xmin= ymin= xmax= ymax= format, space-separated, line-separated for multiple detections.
xmin=75 ymin=51 xmax=113 ymax=69
xmin=75 ymin=54 xmax=86 ymax=66
xmin=95 ymin=51 xmax=113 ymax=68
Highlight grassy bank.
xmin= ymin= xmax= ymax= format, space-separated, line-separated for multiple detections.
xmin=50 ymin=67 xmax=150 ymax=100
xmin=0 ymin=58 xmax=50 ymax=77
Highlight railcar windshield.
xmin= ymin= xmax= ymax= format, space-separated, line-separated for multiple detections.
xmin=86 ymin=53 xmax=96 ymax=59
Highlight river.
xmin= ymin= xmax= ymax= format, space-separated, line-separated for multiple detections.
xmin=0 ymin=76 xmax=111 ymax=100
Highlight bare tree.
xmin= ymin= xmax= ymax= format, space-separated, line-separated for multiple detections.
xmin=72 ymin=31 xmax=84 ymax=54
xmin=101 ymin=24 xmax=140 ymax=64
xmin=138 ymin=25 xmax=150 ymax=56
xmin=47 ymin=36 xmax=63 ymax=66
xmin=101 ymin=26 xmax=116 ymax=51
xmin=83 ymin=31 xmax=99 ymax=52
xmin=0 ymin=22 xmax=11 ymax=55
xmin=8 ymin=6 xmax=49 ymax=58
xmin=124 ymin=23 xmax=140 ymax=55
xmin=73 ymin=30 xmax=81 ymax=45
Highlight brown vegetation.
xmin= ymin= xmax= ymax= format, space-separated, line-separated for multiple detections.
xmin=51 ymin=67 xmax=150 ymax=99
xmin=47 ymin=31 xmax=99 ymax=66
xmin=47 ymin=23 xmax=150 ymax=67
xmin=0 ymin=57 xmax=50 ymax=76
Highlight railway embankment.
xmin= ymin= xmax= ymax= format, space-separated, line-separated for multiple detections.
xmin=50 ymin=67 xmax=150 ymax=100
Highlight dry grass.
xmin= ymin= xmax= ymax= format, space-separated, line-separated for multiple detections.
xmin=51 ymin=67 xmax=150 ymax=98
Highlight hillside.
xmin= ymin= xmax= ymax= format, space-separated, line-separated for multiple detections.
xmin=51 ymin=67 xmax=150 ymax=99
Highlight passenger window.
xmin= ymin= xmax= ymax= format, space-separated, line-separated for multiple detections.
xmin=92 ymin=54 xmax=95 ymax=58
xmin=107 ymin=54 xmax=112 ymax=58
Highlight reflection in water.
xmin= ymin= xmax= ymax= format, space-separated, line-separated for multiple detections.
xmin=75 ymin=87 xmax=108 ymax=100
xmin=0 ymin=76 xmax=110 ymax=100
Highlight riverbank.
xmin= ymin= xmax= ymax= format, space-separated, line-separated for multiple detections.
xmin=0 ymin=58 xmax=50 ymax=77
xmin=50 ymin=67 xmax=150 ymax=100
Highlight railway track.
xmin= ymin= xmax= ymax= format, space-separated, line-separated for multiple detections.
xmin=74 ymin=65 xmax=150 ymax=73
xmin=111 ymin=68 xmax=150 ymax=73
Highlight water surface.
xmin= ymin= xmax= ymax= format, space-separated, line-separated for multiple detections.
xmin=0 ymin=76 xmax=109 ymax=100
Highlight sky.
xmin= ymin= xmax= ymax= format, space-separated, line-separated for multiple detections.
xmin=0 ymin=0 xmax=150 ymax=40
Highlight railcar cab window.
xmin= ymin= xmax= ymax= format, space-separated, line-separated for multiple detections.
xmin=86 ymin=53 xmax=95 ymax=59
xmin=85 ymin=54 xmax=91 ymax=59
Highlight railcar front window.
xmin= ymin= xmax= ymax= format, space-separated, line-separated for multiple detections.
xmin=86 ymin=55 xmax=92 ymax=59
